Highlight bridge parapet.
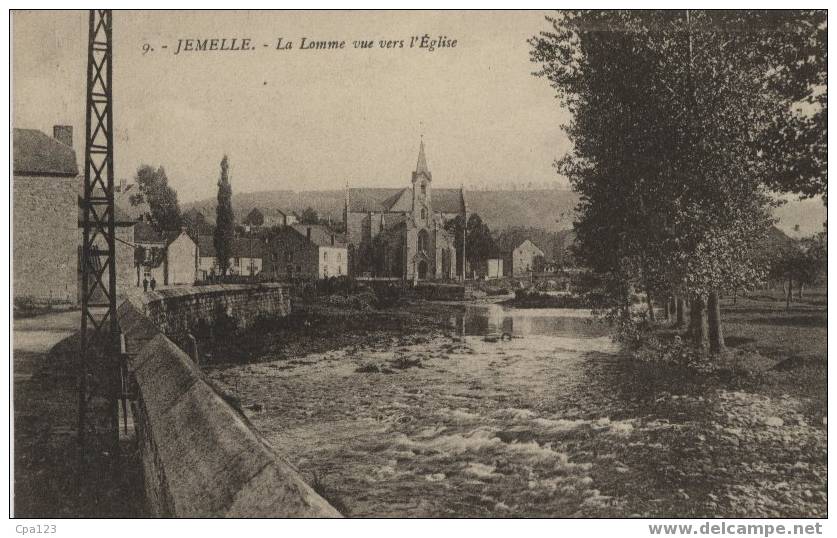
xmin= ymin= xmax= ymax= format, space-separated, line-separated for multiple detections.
xmin=117 ymin=285 xmax=340 ymax=517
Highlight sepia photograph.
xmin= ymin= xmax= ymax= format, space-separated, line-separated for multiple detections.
xmin=9 ymin=7 xmax=828 ymax=525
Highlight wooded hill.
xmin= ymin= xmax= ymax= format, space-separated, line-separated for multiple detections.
xmin=184 ymin=189 xmax=581 ymax=232
xmin=182 ymin=189 xmax=823 ymax=239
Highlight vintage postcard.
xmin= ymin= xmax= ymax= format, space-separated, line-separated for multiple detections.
xmin=10 ymin=8 xmax=827 ymax=527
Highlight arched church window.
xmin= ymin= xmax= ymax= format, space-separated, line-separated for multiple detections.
xmin=421 ymin=183 xmax=427 ymax=195
xmin=418 ymin=230 xmax=429 ymax=252
xmin=421 ymin=208 xmax=427 ymax=220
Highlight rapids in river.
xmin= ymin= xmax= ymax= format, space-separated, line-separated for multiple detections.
xmin=206 ymin=304 xmax=826 ymax=517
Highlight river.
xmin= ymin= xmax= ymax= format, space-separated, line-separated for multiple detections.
xmin=205 ymin=304 xmax=826 ymax=517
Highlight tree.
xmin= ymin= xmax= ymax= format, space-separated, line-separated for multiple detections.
xmin=758 ymin=11 xmax=827 ymax=202
xmin=213 ymin=156 xmax=235 ymax=276
xmin=131 ymin=164 xmax=182 ymax=230
xmin=769 ymin=232 xmax=826 ymax=308
xmin=298 ymin=207 xmax=320 ymax=225
xmin=444 ymin=213 xmax=497 ymax=276
xmin=530 ymin=11 xmax=804 ymax=353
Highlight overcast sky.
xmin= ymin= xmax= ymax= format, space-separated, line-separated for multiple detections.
xmin=12 ymin=10 xmax=571 ymax=202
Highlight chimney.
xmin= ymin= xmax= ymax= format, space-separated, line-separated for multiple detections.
xmin=53 ymin=125 xmax=73 ymax=147
xmin=306 ymin=227 xmax=312 ymax=241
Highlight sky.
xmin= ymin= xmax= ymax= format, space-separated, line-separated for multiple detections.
xmin=12 ymin=10 xmax=571 ymax=203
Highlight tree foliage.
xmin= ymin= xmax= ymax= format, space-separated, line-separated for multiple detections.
xmin=530 ymin=10 xmax=825 ymax=351
xmin=130 ymin=164 xmax=182 ymax=230
xmin=298 ymin=207 xmax=320 ymax=224
xmin=213 ymin=155 xmax=235 ymax=275
xmin=444 ymin=213 xmax=498 ymax=275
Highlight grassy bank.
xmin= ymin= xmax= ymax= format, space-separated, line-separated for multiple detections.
xmin=635 ymin=287 xmax=826 ymax=419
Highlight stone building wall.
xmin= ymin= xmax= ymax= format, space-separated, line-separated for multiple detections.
xmin=13 ymin=175 xmax=79 ymax=304
xmin=76 ymin=224 xmax=136 ymax=300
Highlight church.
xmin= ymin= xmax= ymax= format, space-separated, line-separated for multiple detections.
xmin=344 ymin=140 xmax=464 ymax=280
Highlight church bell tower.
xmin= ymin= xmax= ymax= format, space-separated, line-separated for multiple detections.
xmin=412 ymin=139 xmax=432 ymax=224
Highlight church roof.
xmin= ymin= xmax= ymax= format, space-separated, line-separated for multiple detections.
xmin=13 ymin=128 xmax=78 ymax=177
xmin=347 ymin=187 xmax=465 ymax=214
xmin=381 ymin=213 xmax=409 ymax=230
xmin=432 ymin=189 xmax=467 ymax=214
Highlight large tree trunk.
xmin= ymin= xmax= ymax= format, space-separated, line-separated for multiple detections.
xmin=689 ymin=294 xmax=707 ymax=350
xmin=707 ymin=290 xmax=725 ymax=354
xmin=646 ymin=293 xmax=655 ymax=322
xmin=786 ymin=278 xmax=793 ymax=311
xmin=675 ymin=296 xmax=685 ymax=327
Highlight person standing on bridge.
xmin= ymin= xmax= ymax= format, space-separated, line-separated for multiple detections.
xmin=150 ymin=276 xmax=157 ymax=291
xmin=142 ymin=276 xmax=148 ymax=292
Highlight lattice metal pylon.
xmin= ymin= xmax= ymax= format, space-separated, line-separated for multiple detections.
xmin=79 ymin=9 xmax=120 ymax=459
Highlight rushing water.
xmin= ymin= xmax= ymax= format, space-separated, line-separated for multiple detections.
xmin=206 ymin=305 xmax=826 ymax=517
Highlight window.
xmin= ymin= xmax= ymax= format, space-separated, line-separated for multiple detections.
xmin=234 ymin=257 xmax=240 ymax=266
xmin=421 ymin=208 xmax=426 ymax=220
xmin=421 ymin=183 xmax=426 ymax=195
xmin=418 ymin=230 xmax=429 ymax=252
xmin=324 ymin=251 xmax=328 ymax=261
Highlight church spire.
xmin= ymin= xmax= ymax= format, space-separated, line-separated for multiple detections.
xmin=413 ymin=138 xmax=432 ymax=182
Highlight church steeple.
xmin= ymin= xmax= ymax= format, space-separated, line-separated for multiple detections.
xmin=411 ymin=138 xmax=432 ymax=223
xmin=412 ymin=139 xmax=432 ymax=183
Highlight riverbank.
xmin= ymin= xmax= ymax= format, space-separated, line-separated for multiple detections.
xmin=198 ymin=299 xmax=465 ymax=366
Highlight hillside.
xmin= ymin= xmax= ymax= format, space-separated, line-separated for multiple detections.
xmin=184 ymin=189 xmax=580 ymax=232
xmin=183 ymin=189 xmax=825 ymax=238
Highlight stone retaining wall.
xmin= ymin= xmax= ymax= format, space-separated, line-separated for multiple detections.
xmin=133 ymin=283 xmax=291 ymax=341
xmin=117 ymin=285 xmax=339 ymax=517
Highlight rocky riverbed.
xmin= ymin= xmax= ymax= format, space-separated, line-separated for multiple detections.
xmin=205 ymin=305 xmax=826 ymax=517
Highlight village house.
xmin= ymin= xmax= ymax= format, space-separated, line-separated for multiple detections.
xmin=164 ymin=229 xmax=199 ymax=285
xmin=480 ymin=257 xmax=505 ymax=280
xmin=13 ymin=126 xmax=80 ymax=304
xmin=242 ymin=207 xmax=297 ymax=231
xmin=344 ymin=140 xmax=462 ymax=280
xmin=263 ymin=224 xmax=348 ymax=280
xmin=512 ymin=239 xmax=546 ymax=276
xmin=196 ymin=235 xmax=264 ymax=278
xmin=133 ymin=222 xmax=198 ymax=287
